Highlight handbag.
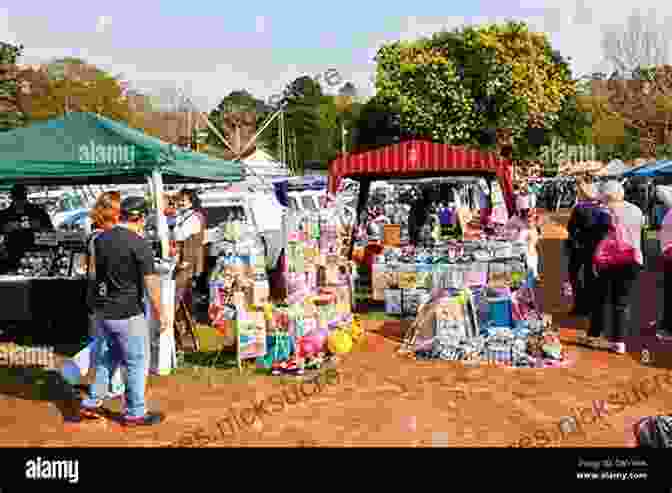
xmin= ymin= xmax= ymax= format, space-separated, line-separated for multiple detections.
xmin=634 ymin=415 xmax=672 ymax=448
xmin=592 ymin=207 xmax=637 ymax=271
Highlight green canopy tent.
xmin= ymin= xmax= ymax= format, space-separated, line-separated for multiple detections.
xmin=0 ymin=112 xmax=245 ymax=258
xmin=0 ymin=112 xmax=243 ymax=185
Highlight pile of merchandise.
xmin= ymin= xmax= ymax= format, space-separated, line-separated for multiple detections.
xmin=407 ymin=285 xmax=567 ymax=368
xmin=6 ymin=231 xmax=87 ymax=278
xmin=373 ymin=241 xmax=528 ymax=315
xmin=355 ymin=178 xmax=510 ymax=247
xmin=207 ymin=192 xmax=362 ymax=375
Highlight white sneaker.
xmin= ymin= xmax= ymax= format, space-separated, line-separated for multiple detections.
xmin=609 ymin=342 xmax=626 ymax=354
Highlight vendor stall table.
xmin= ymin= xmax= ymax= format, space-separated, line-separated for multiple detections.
xmin=0 ymin=276 xmax=89 ymax=345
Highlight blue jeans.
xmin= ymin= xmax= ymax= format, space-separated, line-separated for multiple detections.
xmin=89 ymin=315 xmax=149 ymax=417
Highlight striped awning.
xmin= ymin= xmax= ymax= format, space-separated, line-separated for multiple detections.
xmin=328 ymin=140 xmax=514 ymax=213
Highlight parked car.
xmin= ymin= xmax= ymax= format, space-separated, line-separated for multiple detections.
xmin=57 ymin=209 xmax=90 ymax=231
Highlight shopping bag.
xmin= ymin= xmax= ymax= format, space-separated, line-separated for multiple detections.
xmin=593 ymin=208 xmax=637 ymax=271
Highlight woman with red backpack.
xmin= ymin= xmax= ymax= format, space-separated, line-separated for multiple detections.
xmin=585 ymin=180 xmax=644 ymax=354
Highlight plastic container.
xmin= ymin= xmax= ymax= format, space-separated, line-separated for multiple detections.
xmin=486 ymin=296 xmax=512 ymax=328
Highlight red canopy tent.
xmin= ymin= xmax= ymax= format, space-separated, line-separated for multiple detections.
xmin=329 ymin=140 xmax=515 ymax=213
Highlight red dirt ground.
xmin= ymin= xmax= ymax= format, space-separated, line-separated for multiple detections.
xmin=0 ymin=323 xmax=671 ymax=447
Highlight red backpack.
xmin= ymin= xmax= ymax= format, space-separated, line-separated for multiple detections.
xmin=592 ymin=207 xmax=637 ymax=271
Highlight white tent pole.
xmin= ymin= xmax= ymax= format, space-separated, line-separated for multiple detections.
xmin=151 ymin=169 xmax=169 ymax=259
xmin=280 ymin=110 xmax=286 ymax=168
xmin=233 ymin=108 xmax=282 ymax=161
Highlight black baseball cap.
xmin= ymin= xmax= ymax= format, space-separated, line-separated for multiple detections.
xmin=120 ymin=196 xmax=148 ymax=218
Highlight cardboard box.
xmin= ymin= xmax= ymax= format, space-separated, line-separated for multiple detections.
xmin=319 ymin=264 xmax=345 ymax=286
xmin=415 ymin=266 xmax=432 ymax=289
xmin=399 ymin=270 xmax=417 ymax=290
xmin=249 ymin=281 xmax=270 ymax=306
xmin=248 ymin=308 xmax=267 ymax=332
xmin=304 ymin=246 xmax=318 ymax=265
xmin=304 ymin=300 xmax=318 ymax=320
xmin=383 ymin=224 xmax=401 ymax=246
xmin=372 ymin=264 xmax=400 ymax=301
xmin=232 ymin=290 xmax=247 ymax=308
xmin=336 ymin=302 xmax=351 ymax=315
xmin=436 ymin=297 xmax=466 ymax=322
xmin=333 ymin=284 xmax=351 ymax=309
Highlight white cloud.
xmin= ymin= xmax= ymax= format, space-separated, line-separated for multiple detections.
xmin=255 ymin=16 xmax=266 ymax=34
xmin=95 ymin=16 xmax=112 ymax=34
xmin=0 ymin=8 xmax=19 ymax=46
xmin=7 ymin=5 xmax=672 ymax=113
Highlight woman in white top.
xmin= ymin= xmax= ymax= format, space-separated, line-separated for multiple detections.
xmin=589 ymin=180 xmax=644 ymax=354
xmin=506 ymin=195 xmax=539 ymax=282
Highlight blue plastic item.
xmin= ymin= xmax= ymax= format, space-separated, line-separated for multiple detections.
xmin=486 ymin=296 xmax=512 ymax=328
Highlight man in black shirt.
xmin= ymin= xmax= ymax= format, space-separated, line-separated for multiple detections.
xmin=0 ymin=184 xmax=53 ymax=272
xmin=81 ymin=196 xmax=165 ymax=426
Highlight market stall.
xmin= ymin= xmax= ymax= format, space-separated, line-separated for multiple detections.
xmin=328 ymin=141 xmax=566 ymax=368
xmin=0 ymin=112 xmax=243 ymax=368
xmin=207 ymin=179 xmax=360 ymax=374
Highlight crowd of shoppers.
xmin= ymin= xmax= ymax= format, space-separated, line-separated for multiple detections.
xmin=567 ymin=179 xmax=646 ymax=354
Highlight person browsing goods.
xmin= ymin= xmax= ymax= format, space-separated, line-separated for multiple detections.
xmin=0 ymin=184 xmax=54 ymax=272
xmin=80 ymin=196 xmax=166 ymax=426
xmin=172 ymin=189 xmax=205 ymax=310
xmin=85 ymin=191 xmax=126 ymax=400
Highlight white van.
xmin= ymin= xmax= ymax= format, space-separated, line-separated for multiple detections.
xmin=287 ymin=190 xmax=326 ymax=212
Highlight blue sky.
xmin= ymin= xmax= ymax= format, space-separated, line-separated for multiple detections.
xmin=1 ymin=1 xmax=668 ymax=111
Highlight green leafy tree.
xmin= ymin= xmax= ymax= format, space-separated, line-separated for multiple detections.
xmin=373 ymin=21 xmax=586 ymax=160
xmin=0 ymin=42 xmax=26 ymax=131
xmin=349 ymin=96 xmax=398 ymax=152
